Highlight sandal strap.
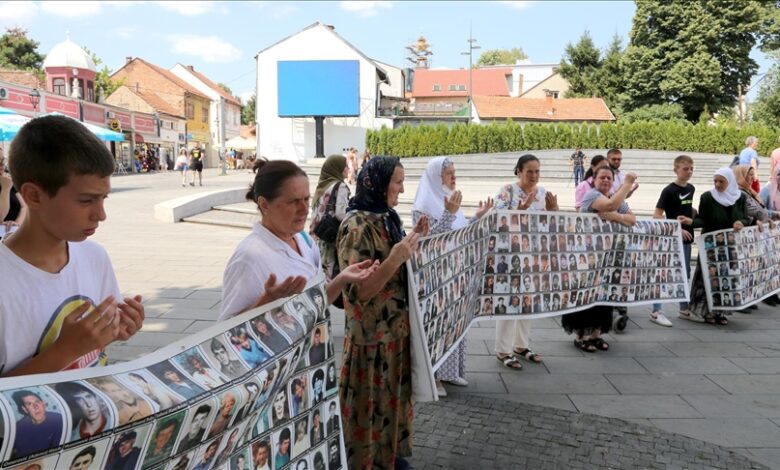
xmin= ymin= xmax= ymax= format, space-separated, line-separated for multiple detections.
xmin=497 ymin=355 xmax=522 ymax=369
xmin=514 ymin=348 xmax=540 ymax=361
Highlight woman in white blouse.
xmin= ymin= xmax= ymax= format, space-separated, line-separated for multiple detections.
xmin=219 ymin=159 xmax=377 ymax=321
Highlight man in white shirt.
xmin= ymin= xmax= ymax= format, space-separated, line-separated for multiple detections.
xmin=608 ymin=149 xmax=637 ymax=197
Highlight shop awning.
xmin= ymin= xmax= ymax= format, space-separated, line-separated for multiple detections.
xmin=134 ymin=133 xmax=144 ymax=143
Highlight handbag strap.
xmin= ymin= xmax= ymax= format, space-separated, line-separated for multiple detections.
xmin=324 ymin=182 xmax=341 ymax=215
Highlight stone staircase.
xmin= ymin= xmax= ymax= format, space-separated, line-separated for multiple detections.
xmin=183 ymin=149 xmax=738 ymax=230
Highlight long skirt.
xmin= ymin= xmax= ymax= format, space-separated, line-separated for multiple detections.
xmin=561 ymin=305 xmax=613 ymax=337
xmin=435 ymin=339 xmax=466 ymax=381
xmin=339 ymin=335 xmax=413 ymax=469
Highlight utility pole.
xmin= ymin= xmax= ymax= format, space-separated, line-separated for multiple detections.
xmin=461 ymin=26 xmax=480 ymax=124
xmin=219 ymin=97 xmax=227 ymax=176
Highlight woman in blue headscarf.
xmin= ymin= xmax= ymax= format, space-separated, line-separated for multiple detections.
xmin=336 ymin=156 xmax=428 ymax=470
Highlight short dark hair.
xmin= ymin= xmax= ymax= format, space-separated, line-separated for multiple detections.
xmin=280 ymin=427 xmax=291 ymax=442
xmin=606 ymin=148 xmax=622 ymax=158
xmin=72 ymin=445 xmax=97 ymax=464
xmin=513 ymin=154 xmax=539 ymax=175
xmin=195 ymin=404 xmax=212 ymax=416
xmin=9 ymin=115 xmax=114 ymax=196
xmin=12 ymin=389 xmax=42 ymax=414
xmin=246 ymin=159 xmax=307 ymax=204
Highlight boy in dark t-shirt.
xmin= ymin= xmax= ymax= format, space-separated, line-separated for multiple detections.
xmin=651 ymin=155 xmax=696 ymax=327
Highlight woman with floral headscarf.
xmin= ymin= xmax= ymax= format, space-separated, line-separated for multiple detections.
xmin=412 ymin=156 xmax=493 ymax=397
xmin=310 ymin=155 xmax=351 ymax=280
xmin=685 ymin=167 xmax=752 ymax=325
xmin=734 ymin=165 xmax=774 ymax=226
xmin=337 ymin=156 xmax=428 ymax=470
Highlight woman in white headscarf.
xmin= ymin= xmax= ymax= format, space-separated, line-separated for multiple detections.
xmin=685 ymin=167 xmax=752 ymax=325
xmin=412 ymin=157 xmax=493 ymax=397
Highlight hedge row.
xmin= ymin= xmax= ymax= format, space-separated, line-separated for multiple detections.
xmin=365 ymin=121 xmax=780 ymax=158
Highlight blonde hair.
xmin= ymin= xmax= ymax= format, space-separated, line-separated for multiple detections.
xmin=673 ymin=155 xmax=693 ymax=168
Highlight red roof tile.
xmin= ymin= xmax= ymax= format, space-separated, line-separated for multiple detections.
xmin=129 ymin=87 xmax=184 ymax=118
xmin=473 ymin=95 xmax=615 ymax=122
xmin=178 ymin=65 xmax=242 ymax=106
xmin=116 ymin=58 xmax=210 ymax=99
xmin=412 ymin=68 xmax=512 ymax=98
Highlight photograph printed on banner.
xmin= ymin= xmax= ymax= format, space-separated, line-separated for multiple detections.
xmin=207 ymin=387 xmax=243 ymax=439
xmin=6 ymin=454 xmax=60 ymax=470
xmin=214 ymin=422 xmax=247 ymax=468
xmin=142 ymin=409 xmax=186 ymax=469
xmin=309 ymin=367 xmax=326 ymax=408
xmin=327 ymin=435 xmax=343 ymax=470
xmin=324 ymin=361 xmax=338 ymax=398
xmin=309 ymin=405 xmax=325 ymax=448
xmin=292 ymin=414 xmax=310 ymax=460
xmin=167 ymin=449 xmax=196 ymax=470
xmin=251 ymin=438 xmax=272 ymax=470
xmin=236 ymin=378 xmax=262 ymax=422
xmin=272 ymin=424 xmax=293 ymax=469
xmin=119 ymin=369 xmax=184 ymax=412
xmin=2 ymin=385 xmax=67 ymax=460
xmin=269 ymin=307 xmax=306 ymax=342
xmin=249 ymin=313 xmax=292 ymax=354
xmin=307 ymin=324 xmax=329 ymax=367
xmin=325 ymin=399 xmax=341 ymax=437
xmin=227 ymin=326 xmax=272 ymax=370
xmin=201 ymin=336 xmax=250 ymax=381
xmin=289 ymin=372 xmax=310 ymax=418
xmin=53 ymin=381 xmax=114 ymax=443
xmin=286 ymin=297 xmax=317 ymax=332
xmin=305 ymin=285 xmax=328 ymax=322
xmin=190 ymin=435 xmax=224 ymax=470
xmin=175 ymin=397 xmax=217 ymax=454
xmin=228 ymin=445 xmax=250 ymax=470
xmin=172 ymin=347 xmax=228 ymax=390
xmin=59 ymin=435 xmax=112 ymax=470
xmin=310 ymin=443 xmax=328 ymax=470
xmin=269 ymin=384 xmax=291 ymax=428
xmin=146 ymin=360 xmax=206 ymax=401
xmin=103 ymin=421 xmax=153 ymax=470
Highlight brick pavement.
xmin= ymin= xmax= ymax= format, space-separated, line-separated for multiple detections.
xmin=96 ymin=164 xmax=779 ymax=469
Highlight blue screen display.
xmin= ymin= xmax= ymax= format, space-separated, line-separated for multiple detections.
xmin=277 ymin=60 xmax=360 ymax=117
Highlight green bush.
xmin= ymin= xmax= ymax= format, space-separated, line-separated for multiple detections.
xmin=365 ymin=120 xmax=780 ymax=157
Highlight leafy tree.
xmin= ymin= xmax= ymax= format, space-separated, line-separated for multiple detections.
xmin=622 ymin=0 xmax=778 ymax=121
xmin=476 ymin=48 xmax=527 ymax=66
xmin=751 ymin=63 xmax=780 ymax=127
xmin=591 ymin=34 xmax=626 ymax=113
xmin=0 ymin=27 xmax=44 ymax=71
xmin=217 ymin=82 xmax=233 ymax=95
xmin=241 ymin=94 xmax=256 ymax=125
xmin=559 ymin=31 xmax=602 ymax=98
xmin=619 ymin=103 xmax=687 ymax=123
xmin=84 ymin=48 xmax=123 ymax=100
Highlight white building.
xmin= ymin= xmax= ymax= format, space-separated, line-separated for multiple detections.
xmin=512 ymin=61 xmax=559 ymax=97
xmin=255 ymin=22 xmax=404 ymax=161
xmin=170 ymin=64 xmax=242 ymax=159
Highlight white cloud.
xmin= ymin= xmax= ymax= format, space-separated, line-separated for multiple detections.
xmin=156 ymin=1 xmax=220 ymax=16
xmin=39 ymin=1 xmax=103 ymax=18
xmin=270 ymin=4 xmax=299 ymax=19
xmin=115 ymin=25 xmax=137 ymax=40
xmin=340 ymin=1 xmax=392 ymax=17
xmin=0 ymin=1 xmax=39 ymax=23
xmin=168 ymin=35 xmax=242 ymax=63
xmin=495 ymin=1 xmax=535 ymax=10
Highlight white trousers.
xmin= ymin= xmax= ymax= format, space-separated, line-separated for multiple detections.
xmin=495 ymin=319 xmax=531 ymax=355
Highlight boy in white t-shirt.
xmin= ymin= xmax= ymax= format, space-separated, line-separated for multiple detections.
xmin=0 ymin=115 xmax=145 ymax=377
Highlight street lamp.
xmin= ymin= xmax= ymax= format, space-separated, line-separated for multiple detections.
xmin=460 ymin=28 xmax=480 ymax=124
xmin=28 ymin=88 xmax=41 ymax=115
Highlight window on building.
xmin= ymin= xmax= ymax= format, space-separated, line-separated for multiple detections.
xmin=201 ymin=103 xmax=208 ymax=123
xmin=186 ymin=102 xmax=195 ymax=120
xmin=87 ymin=81 xmax=95 ymax=102
xmin=52 ymin=78 xmax=66 ymax=96
xmin=432 ymin=84 xmax=441 ymax=92
xmin=551 ymin=91 xmax=559 ymax=99
xmin=450 ymin=84 xmax=466 ymax=91
xmin=77 ymin=79 xmax=85 ymax=100
xmin=459 ymin=85 xmax=466 ymax=91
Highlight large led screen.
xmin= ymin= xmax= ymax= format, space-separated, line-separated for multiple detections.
xmin=277 ymin=60 xmax=360 ymax=117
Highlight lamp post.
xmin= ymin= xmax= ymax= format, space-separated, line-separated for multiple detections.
xmin=28 ymin=88 xmax=41 ymax=116
xmin=460 ymin=28 xmax=480 ymax=124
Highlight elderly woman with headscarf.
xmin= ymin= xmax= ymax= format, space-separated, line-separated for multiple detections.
xmin=411 ymin=157 xmax=492 ymax=396
xmin=310 ymin=155 xmax=351 ymax=279
xmin=336 ymin=156 xmax=428 ymax=470
xmin=685 ymin=167 xmax=752 ymax=325
xmin=734 ymin=165 xmax=775 ymax=227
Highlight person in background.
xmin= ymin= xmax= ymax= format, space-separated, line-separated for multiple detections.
xmin=310 ymin=155 xmax=351 ymax=281
xmin=739 ymin=136 xmax=761 ymax=193
xmin=337 ymin=156 xmax=428 ymax=470
xmin=345 ymin=147 xmax=358 ymax=185
xmin=412 ymin=156 xmax=493 ymax=396
xmin=570 ymin=147 xmax=585 ymax=186
xmin=770 ymin=136 xmax=780 ymax=180
xmin=189 ymin=144 xmax=204 ymax=187
xmin=759 ymin=166 xmax=780 ymax=221
xmin=574 ymin=155 xmax=608 ymax=212
xmin=360 ymin=149 xmax=371 ymax=170
xmin=493 ymin=154 xmax=555 ymax=369
xmin=175 ymin=148 xmax=190 ymax=187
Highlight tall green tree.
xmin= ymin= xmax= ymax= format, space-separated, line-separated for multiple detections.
xmin=622 ymin=0 xmax=777 ymax=121
xmin=751 ymin=63 xmax=780 ymax=127
xmin=241 ymin=94 xmax=255 ymax=125
xmin=591 ymin=34 xmax=625 ymax=113
xmin=84 ymin=48 xmax=123 ymax=101
xmin=0 ymin=27 xmax=44 ymax=71
xmin=476 ymin=48 xmax=527 ymax=66
xmin=559 ymin=31 xmax=602 ymax=98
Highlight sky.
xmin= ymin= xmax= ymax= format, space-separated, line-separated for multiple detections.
xmin=0 ymin=0 xmax=772 ymax=103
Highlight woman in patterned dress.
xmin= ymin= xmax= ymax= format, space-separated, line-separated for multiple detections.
xmin=411 ymin=156 xmax=493 ymax=396
xmin=337 ymin=157 xmax=428 ymax=470
xmin=310 ymin=155 xmax=351 ymax=280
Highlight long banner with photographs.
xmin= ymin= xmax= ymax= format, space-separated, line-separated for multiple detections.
xmin=408 ymin=210 xmax=689 ymax=399
xmin=0 ymin=276 xmax=344 ymax=470
xmin=695 ymin=224 xmax=780 ymax=311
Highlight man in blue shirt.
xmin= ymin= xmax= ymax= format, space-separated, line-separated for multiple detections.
xmin=10 ymin=389 xmax=64 ymax=459
xmin=739 ymin=136 xmax=760 ymax=168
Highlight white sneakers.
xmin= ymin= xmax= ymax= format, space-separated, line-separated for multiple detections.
xmin=650 ymin=311 xmax=673 ymax=327
xmin=443 ymin=377 xmax=469 ymax=387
